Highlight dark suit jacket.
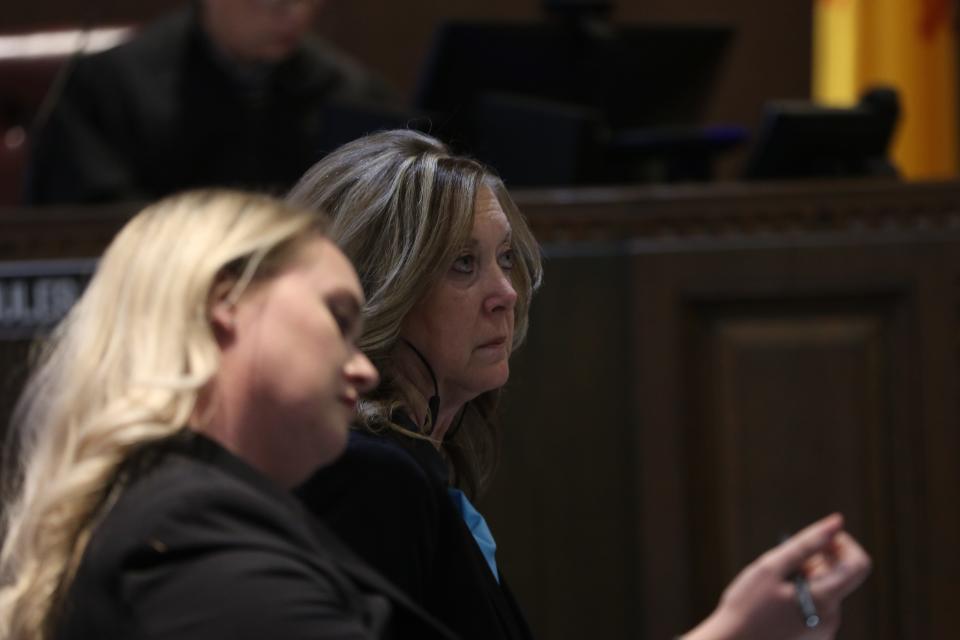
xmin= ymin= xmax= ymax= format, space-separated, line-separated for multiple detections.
xmin=27 ymin=7 xmax=396 ymax=204
xmin=54 ymin=432 xmax=457 ymax=640
xmin=297 ymin=427 xmax=535 ymax=640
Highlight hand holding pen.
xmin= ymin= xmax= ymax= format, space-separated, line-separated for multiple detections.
xmin=682 ymin=513 xmax=872 ymax=640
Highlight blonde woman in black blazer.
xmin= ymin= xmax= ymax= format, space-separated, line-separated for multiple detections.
xmin=0 ymin=191 xmax=456 ymax=640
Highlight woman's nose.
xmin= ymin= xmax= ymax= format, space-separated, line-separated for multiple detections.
xmin=484 ymin=270 xmax=518 ymax=314
xmin=345 ymin=349 xmax=379 ymax=393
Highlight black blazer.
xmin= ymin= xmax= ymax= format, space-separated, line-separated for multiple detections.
xmin=54 ymin=432 xmax=456 ymax=640
xmin=297 ymin=428 xmax=534 ymax=640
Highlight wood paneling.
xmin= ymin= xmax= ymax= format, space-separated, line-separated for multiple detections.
xmin=633 ymin=260 xmax=926 ymax=638
xmin=491 ymin=252 xmax=639 ymax=639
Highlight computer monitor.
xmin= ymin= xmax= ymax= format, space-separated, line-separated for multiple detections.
xmin=743 ymin=88 xmax=900 ymax=180
xmin=415 ymin=20 xmax=733 ymax=134
xmin=414 ymin=20 xmax=734 ymax=185
xmin=312 ymin=103 xmax=430 ymax=158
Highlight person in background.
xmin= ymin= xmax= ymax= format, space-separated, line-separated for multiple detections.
xmin=27 ymin=0 xmax=396 ymax=204
xmin=0 ymin=190 xmax=457 ymax=640
xmin=288 ymin=129 xmax=872 ymax=640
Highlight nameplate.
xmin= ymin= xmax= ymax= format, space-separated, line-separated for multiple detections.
xmin=0 ymin=259 xmax=97 ymax=340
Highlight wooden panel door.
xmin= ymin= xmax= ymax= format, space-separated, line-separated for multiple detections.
xmin=633 ymin=232 xmax=960 ymax=639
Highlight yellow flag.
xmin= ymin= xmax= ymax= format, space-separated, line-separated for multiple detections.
xmin=812 ymin=0 xmax=958 ymax=179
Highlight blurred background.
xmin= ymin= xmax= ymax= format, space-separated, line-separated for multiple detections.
xmin=2 ymin=1 xmax=960 ymax=638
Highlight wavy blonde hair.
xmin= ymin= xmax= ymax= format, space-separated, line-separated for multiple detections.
xmin=288 ymin=129 xmax=543 ymax=497
xmin=0 ymin=190 xmax=326 ymax=640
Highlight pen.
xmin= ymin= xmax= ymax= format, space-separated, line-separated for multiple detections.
xmin=779 ymin=533 xmax=820 ymax=628
xmin=792 ymin=571 xmax=820 ymax=628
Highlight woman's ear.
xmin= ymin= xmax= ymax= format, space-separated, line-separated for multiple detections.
xmin=209 ymin=280 xmax=238 ymax=344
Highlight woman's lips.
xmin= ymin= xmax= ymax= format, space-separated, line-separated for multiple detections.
xmin=477 ymin=337 xmax=508 ymax=350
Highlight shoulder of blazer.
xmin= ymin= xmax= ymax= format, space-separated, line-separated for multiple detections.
xmin=296 ymin=430 xmax=444 ymax=548
xmin=110 ymin=434 xmax=462 ymax=640
xmin=91 ymin=448 xmax=323 ymax=564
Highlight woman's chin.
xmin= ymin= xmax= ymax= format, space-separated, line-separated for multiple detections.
xmin=312 ymin=421 xmax=350 ymax=468
xmin=472 ymin=364 xmax=510 ymax=396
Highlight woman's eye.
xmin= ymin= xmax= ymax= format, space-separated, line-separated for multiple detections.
xmin=498 ymin=249 xmax=515 ymax=270
xmin=333 ymin=313 xmax=350 ymax=335
xmin=330 ymin=309 xmax=355 ymax=338
xmin=452 ymin=254 xmax=475 ymax=274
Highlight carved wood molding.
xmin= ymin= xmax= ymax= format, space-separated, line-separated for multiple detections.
xmin=514 ymin=179 xmax=960 ymax=243
xmin=5 ymin=181 xmax=960 ymax=257
xmin=0 ymin=204 xmax=137 ymax=259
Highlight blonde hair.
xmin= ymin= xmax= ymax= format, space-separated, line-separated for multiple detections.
xmin=288 ymin=129 xmax=542 ymax=497
xmin=0 ymin=190 xmax=326 ymax=640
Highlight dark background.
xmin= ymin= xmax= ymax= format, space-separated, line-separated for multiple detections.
xmin=2 ymin=0 xmax=813 ymax=179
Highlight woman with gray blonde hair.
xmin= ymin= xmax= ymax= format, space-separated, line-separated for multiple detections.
xmin=0 ymin=190 xmax=456 ymax=640
xmin=289 ymin=129 xmax=541 ymax=500
xmin=291 ymin=129 xmax=871 ymax=640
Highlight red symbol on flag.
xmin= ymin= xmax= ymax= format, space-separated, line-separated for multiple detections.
xmin=921 ymin=0 xmax=953 ymax=38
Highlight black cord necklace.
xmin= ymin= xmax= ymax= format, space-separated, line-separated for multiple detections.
xmin=399 ymin=338 xmax=441 ymax=432
xmin=399 ymin=338 xmax=470 ymax=442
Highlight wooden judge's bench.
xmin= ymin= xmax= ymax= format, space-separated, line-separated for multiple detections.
xmin=2 ymin=179 xmax=959 ymax=639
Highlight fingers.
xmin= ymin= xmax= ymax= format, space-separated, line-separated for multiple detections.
xmin=808 ymin=531 xmax=872 ymax=601
xmin=763 ymin=513 xmax=844 ymax=577
xmin=710 ymin=514 xmax=869 ymax=640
